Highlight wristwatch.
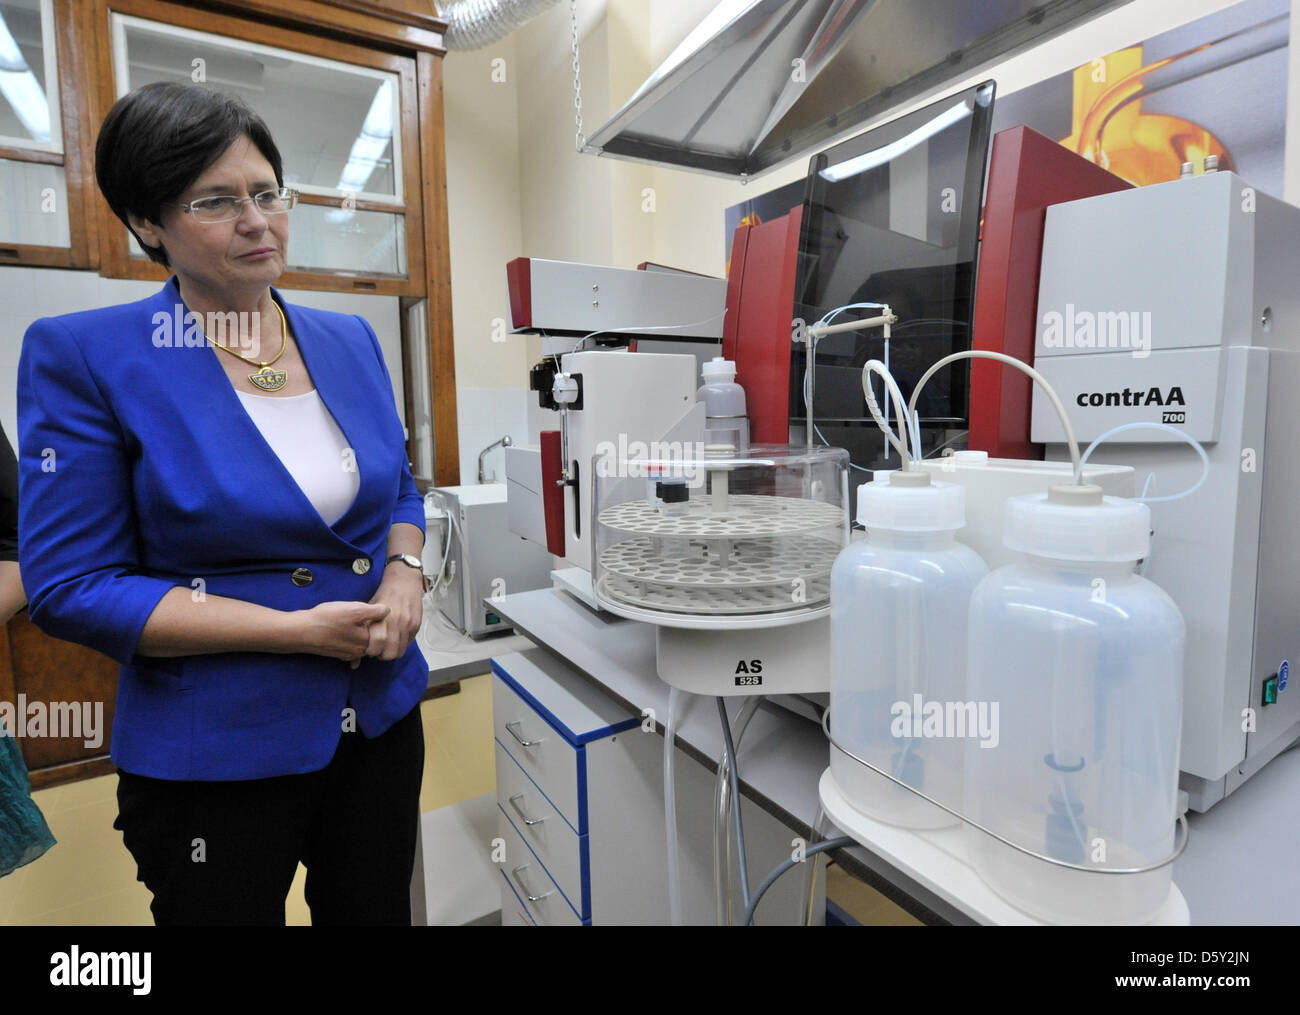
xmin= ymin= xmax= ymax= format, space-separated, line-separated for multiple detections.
xmin=387 ymin=552 xmax=431 ymax=593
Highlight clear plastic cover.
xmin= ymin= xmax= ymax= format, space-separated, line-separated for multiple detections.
xmin=592 ymin=443 xmax=850 ymax=627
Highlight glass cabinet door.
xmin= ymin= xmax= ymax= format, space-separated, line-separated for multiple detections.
xmin=110 ymin=11 xmax=414 ymax=282
xmin=0 ymin=0 xmax=71 ymax=249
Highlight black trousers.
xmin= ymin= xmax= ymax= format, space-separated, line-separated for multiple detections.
xmin=113 ymin=704 xmax=424 ymax=926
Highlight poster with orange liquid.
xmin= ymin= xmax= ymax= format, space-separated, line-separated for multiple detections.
xmin=990 ymin=0 xmax=1287 ymax=191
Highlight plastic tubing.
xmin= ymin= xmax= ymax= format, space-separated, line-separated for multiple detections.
xmin=743 ymin=836 xmax=857 ymax=927
xmin=718 ymin=697 xmax=751 ymax=916
xmin=664 ymin=687 xmax=683 ymax=926
xmin=796 ymin=802 xmax=828 ymax=926
xmin=1075 ymin=422 xmax=1210 ymax=502
xmin=860 ymin=359 xmax=915 ymax=465
xmin=905 ymin=350 xmax=1084 ymax=479
xmin=713 ymin=696 xmax=760 ymax=924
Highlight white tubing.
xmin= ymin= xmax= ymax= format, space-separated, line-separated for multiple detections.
xmin=907 ymin=350 xmax=1083 ymax=479
xmin=665 ymin=687 xmax=683 ymax=925
xmin=1075 ymin=422 xmax=1210 ymax=502
xmin=861 ymin=359 xmax=914 ymax=466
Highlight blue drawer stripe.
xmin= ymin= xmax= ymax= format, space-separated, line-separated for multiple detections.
xmin=491 ymin=658 xmax=640 ymax=746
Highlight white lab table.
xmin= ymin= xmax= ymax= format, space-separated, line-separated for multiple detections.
xmin=487 ymin=586 xmax=1300 ymax=926
xmin=418 ymin=624 xmax=533 ymax=691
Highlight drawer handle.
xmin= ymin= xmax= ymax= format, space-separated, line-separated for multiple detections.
xmin=505 ymin=720 xmax=543 ymax=748
xmin=508 ymin=793 xmax=546 ymax=826
xmin=511 ymin=863 xmax=554 ymax=903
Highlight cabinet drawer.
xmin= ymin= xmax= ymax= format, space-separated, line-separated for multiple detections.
xmin=495 ymin=740 xmax=585 ymax=911
xmin=492 ymin=673 xmax=582 ymax=830
xmin=497 ymin=803 xmax=583 ymax=926
xmin=499 ymin=870 xmax=536 ymax=926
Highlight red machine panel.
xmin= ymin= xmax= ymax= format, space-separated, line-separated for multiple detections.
xmin=722 ymin=205 xmax=804 ymax=444
xmin=969 ymin=126 xmax=1132 ymax=459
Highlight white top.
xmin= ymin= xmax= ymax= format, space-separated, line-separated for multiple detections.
xmin=236 ymin=389 xmax=360 ymax=527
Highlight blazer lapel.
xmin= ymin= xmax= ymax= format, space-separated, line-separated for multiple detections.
xmin=152 ymin=278 xmax=367 ymax=556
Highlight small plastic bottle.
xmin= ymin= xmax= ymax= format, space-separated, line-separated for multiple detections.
xmin=829 ymin=469 xmax=988 ymax=829
xmin=697 ymin=357 xmax=749 ymax=450
xmin=964 ymin=483 xmax=1185 ymax=924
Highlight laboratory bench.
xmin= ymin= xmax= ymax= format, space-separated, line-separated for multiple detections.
xmin=419 ymin=625 xmax=535 ymax=693
xmin=486 ymin=586 xmax=1300 ymax=926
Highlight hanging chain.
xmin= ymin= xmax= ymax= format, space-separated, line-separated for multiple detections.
xmin=570 ymin=0 xmax=586 ymax=152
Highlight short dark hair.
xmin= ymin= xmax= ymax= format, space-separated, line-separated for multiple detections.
xmin=95 ymin=82 xmax=284 ymax=267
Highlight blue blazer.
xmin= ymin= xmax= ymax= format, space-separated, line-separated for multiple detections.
xmin=17 ymin=277 xmax=427 ymax=781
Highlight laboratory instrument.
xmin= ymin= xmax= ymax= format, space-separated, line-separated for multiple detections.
xmin=1030 ymin=169 xmax=1300 ymax=809
xmin=592 ymin=443 xmax=849 ymax=695
xmin=425 ymin=485 xmax=553 ymax=638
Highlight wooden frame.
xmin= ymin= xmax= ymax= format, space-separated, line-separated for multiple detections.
xmin=417 ymin=49 xmax=458 ymax=486
xmin=88 ymin=0 xmax=428 ymax=297
xmin=202 ymin=0 xmax=446 ymax=54
xmin=0 ymin=0 xmax=100 ymax=269
xmin=398 ymin=294 xmax=431 ymax=488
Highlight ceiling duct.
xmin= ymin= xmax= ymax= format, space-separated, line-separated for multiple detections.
xmin=437 ymin=0 xmax=563 ymax=51
xmin=585 ymin=0 xmax=1131 ymax=177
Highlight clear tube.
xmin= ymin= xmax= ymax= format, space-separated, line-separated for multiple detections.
xmin=1075 ymin=421 xmax=1210 ymax=502
xmin=712 ymin=696 xmax=761 ymax=925
xmin=796 ymin=802 xmax=829 ymax=925
xmin=664 ymin=687 xmax=683 ymax=925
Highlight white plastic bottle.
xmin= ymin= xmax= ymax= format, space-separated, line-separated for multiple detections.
xmin=963 ymin=483 xmax=1185 ymax=924
xmin=829 ymin=469 xmax=988 ymax=829
xmin=697 ymin=357 xmax=749 ymax=450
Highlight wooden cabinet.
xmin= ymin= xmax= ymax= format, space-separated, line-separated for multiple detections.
xmin=0 ymin=610 xmax=118 ymax=788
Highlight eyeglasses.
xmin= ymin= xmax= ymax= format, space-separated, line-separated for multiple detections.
xmin=173 ymin=187 xmax=299 ymax=224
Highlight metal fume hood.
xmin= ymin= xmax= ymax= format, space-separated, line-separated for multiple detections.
xmin=585 ymin=0 xmax=1129 ymax=177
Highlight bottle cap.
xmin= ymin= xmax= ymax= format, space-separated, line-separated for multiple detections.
xmin=701 ymin=356 xmax=737 ymax=383
xmin=1004 ymin=488 xmax=1149 ymax=562
xmin=657 ymin=480 xmax=689 ymax=504
xmin=857 ymin=472 xmax=965 ymax=531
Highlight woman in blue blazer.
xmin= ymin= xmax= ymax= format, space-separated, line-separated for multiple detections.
xmin=17 ymin=83 xmax=428 ymax=925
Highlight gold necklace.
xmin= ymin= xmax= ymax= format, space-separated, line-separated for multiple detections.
xmin=203 ymin=298 xmax=290 ymax=392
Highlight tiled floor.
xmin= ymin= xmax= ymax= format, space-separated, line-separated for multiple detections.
xmin=0 ymin=674 xmax=496 ymax=926
xmin=1 ymin=671 xmax=915 ymax=925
